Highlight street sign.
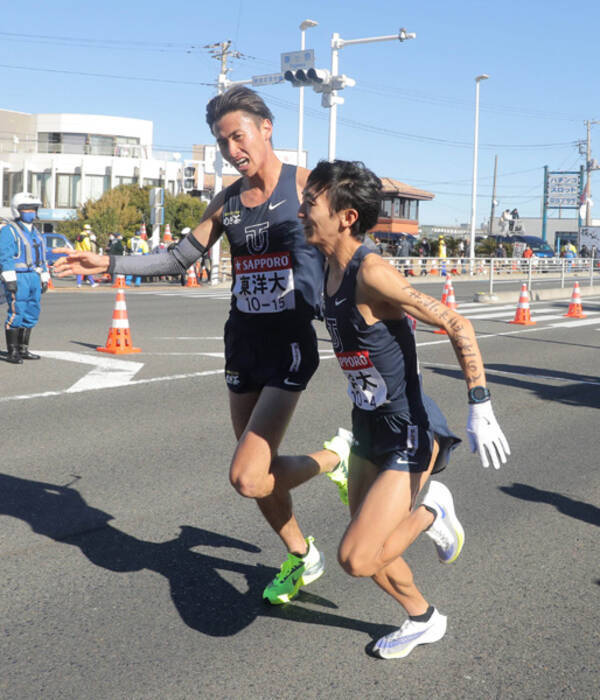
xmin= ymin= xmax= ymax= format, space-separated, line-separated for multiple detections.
xmin=545 ymin=172 xmax=581 ymax=209
xmin=150 ymin=187 xmax=164 ymax=207
xmin=280 ymin=49 xmax=315 ymax=72
xmin=251 ymin=73 xmax=284 ymax=87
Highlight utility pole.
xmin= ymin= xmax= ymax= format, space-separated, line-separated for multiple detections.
xmin=489 ymin=154 xmax=498 ymax=235
xmin=584 ymin=120 xmax=600 ymax=226
xmin=203 ymin=41 xmax=251 ymax=284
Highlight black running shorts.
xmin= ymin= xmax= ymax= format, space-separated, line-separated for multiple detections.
xmin=224 ymin=318 xmax=319 ymax=394
xmin=351 ymin=409 xmax=449 ymax=474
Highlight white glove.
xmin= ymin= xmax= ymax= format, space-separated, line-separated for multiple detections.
xmin=466 ymin=401 xmax=510 ymax=470
xmin=40 ymin=271 xmax=50 ymax=284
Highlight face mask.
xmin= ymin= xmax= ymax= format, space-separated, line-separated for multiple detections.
xmin=20 ymin=211 xmax=36 ymax=223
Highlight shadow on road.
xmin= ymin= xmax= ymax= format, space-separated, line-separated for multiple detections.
xmin=0 ymin=473 xmax=393 ymax=640
xmin=499 ymin=482 xmax=600 ymax=527
xmin=425 ymin=363 xmax=600 ymax=410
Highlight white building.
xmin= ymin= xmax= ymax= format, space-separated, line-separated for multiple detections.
xmin=0 ymin=109 xmax=196 ymax=231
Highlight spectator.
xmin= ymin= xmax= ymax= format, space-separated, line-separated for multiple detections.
xmin=579 ymin=244 xmax=589 ymax=258
xmin=126 ymin=230 xmax=149 ymax=287
xmin=522 ymin=245 xmax=533 ymax=259
xmin=509 ymin=208 xmax=519 ymax=232
xmin=499 ymin=209 xmax=511 ymax=234
xmin=75 ymin=225 xmax=98 ymax=287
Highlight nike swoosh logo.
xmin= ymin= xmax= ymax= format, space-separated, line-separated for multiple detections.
xmin=283 ymin=378 xmax=302 ymax=387
xmin=334 ymin=298 xmax=347 ymax=306
xmin=268 ymin=200 xmax=286 ymax=210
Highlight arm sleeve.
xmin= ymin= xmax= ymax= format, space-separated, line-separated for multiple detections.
xmin=108 ymin=234 xmax=206 ymax=277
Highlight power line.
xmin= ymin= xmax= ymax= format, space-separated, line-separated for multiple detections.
xmin=0 ymin=63 xmax=214 ymax=87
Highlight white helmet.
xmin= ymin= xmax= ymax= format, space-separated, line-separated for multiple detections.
xmin=11 ymin=191 xmax=42 ymax=220
xmin=181 ymin=227 xmax=191 ymax=235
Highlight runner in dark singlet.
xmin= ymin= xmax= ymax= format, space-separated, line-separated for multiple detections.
xmin=53 ymin=87 xmax=352 ymax=605
xmin=299 ymin=159 xmax=510 ymax=659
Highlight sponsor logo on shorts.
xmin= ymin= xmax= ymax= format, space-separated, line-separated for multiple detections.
xmin=283 ymin=377 xmax=302 ymax=387
xmin=225 ymin=371 xmax=240 ymax=386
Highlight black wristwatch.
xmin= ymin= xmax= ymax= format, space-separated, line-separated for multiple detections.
xmin=468 ymin=386 xmax=491 ymax=404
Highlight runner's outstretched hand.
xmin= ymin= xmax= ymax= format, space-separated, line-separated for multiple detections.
xmin=466 ymin=401 xmax=510 ymax=470
xmin=53 ymin=248 xmax=110 ymax=277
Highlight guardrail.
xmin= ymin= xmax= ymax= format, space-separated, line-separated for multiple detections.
xmin=385 ymin=256 xmax=599 ymax=294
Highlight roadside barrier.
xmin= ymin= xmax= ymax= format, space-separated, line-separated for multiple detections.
xmin=97 ymin=288 xmax=141 ymax=354
xmin=112 ymin=274 xmax=127 ymax=289
xmin=186 ymin=265 xmax=199 ymax=288
xmin=509 ymin=283 xmax=536 ymax=325
xmin=564 ymin=281 xmax=586 ymax=318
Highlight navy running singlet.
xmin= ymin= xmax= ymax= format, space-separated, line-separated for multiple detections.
xmin=221 ymin=163 xmax=324 ymax=325
xmin=324 ymin=245 xmax=429 ymax=421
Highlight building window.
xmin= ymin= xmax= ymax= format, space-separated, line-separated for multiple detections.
xmin=38 ymin=132 xmax=61 ymax=154
xmin=167 ymin=180 xmax=175 ymax=194
xmin=380 ymin=198 xmax=393 ymax=218
xmin=89 ymin=135 xmax=114 ymax=156
xmin=143 ymin=178 xmax=160 ymax=187
xmin=2 ymin=171 xmax=23 ymax=206
xmin=56 ymin=173 xmax=81 ymax=208
xmin=62 ymin=133 xmax=87 ymax=155
xmin=116 ymin=176 xmax=138 ymax=186
xmin=27 ymin=172 xmax=52 ymax=208
xmin=85 ymin=174 xmax=110 ymax=202
xmin=393 ymin=198 xmax=401 ymax=218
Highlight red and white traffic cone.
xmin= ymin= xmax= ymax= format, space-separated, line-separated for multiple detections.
xmin=97 ymin=289 xmax=141 ymax=354
xmin=564 ymin=281 xmax=586 ymax=318
xmin=509 ymin=283 xmax=536 ymax=325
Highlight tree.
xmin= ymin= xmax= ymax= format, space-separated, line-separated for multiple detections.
xmin=56 ymin=185 xmax=207 ymax=250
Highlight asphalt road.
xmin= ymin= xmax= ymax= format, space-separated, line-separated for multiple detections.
xmin=1 ymin=284 xmax=599 ymax=699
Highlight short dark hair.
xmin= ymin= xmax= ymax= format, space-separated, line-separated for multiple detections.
xmin=306 ymin=160 xmax=382 ymax=239
xmin=206 ymin=86 xmax=274 ymax=132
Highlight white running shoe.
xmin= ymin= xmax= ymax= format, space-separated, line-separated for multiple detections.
xmin=420 ymin=480 xmax=465 ymax=564
xmin=324 ymin=427 xmax=353 ymax=505
xmin=374 ymin=608 xmax=447 ymax=659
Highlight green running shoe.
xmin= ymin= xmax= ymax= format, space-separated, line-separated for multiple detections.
xmin=324 ymin=427 xmax=352 ymax=505
xmin=262 ymin=536 xmax=325 ymax=605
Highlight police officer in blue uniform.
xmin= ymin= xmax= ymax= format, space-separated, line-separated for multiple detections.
xmin=299 ymin=159 xmax=510 ymax=660
xmin=0 ymin=192 xmax=50 ymax=364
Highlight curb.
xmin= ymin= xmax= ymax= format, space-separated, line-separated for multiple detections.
xmin=474 ymin=285 xmax=599 ymax=304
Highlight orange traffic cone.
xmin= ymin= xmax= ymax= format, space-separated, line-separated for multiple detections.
xmin=564 ymin=281 xmax=586 ymax=318
xmin=163 ymin=223 xmax=172 ymax=244
xmin=434 ymin=277 xmax=452 ymax=334
xmin=47 ymin=273 xmax=55 ymax=291
xmin=97 ymin=289 xmax=141 ymax=354
xmin=509 ymin=283 xmax=536 ymax=325
xmin=445 ymin=279 xmax=458 ymax=311
xmin=186 ymin=265 xmax=199 ymax=287
xmin=112 ymin=274 xmax=127 ymax=288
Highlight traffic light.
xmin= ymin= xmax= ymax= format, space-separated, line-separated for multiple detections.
xmin=284 ymin=67 xmax=354 ymax=107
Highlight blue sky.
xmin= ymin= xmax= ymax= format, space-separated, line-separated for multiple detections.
xmin=2 ymin=0 xmax=598 ymax=225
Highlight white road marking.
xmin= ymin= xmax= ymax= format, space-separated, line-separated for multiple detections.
xmin=550 ymin=316 xmax=600 ymax=328
xmin=39 ymin=351 xmax=144 ymax=392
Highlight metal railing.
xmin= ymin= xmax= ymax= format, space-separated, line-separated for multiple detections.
xmin=386 ymin=256 xmax=599 ymax=294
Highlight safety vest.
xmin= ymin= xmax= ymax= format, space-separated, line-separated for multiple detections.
xmin=0 ymin=220 xmax=45 ymax=270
